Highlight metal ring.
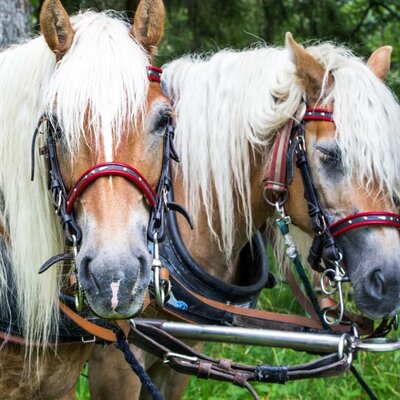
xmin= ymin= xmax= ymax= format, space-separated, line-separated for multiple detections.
xmin=263 ymin=189 xmax=288 ymax=208
xmin=337 ymin=333 xmax=350 ymax=360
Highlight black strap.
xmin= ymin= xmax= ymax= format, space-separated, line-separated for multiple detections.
xmin=291 ymin=120 xmax=342 ymax=271
xmin=148 ymin=122 xmax=192 ymax=243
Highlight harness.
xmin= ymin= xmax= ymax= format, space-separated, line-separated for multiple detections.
xmin=4 ymin=68 xmax=400 ymax=400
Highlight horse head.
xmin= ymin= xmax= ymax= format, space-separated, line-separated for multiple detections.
xmin=40 ymin=0 xmax=169 ymax=319
xmin=284 ymin=34 xmax=400 ymax=319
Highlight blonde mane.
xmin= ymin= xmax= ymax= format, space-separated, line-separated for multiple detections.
xmin=162 ymin=42 xmax=400 ymax=260
xmin=0 ymin=11 xmax=149 ymax=348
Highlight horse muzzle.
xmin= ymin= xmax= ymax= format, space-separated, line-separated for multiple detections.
xmin=77 ymin=250 xmax=152 ymax=319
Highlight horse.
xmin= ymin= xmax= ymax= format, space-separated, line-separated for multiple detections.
xmin=0 ymin=0 xmax=169 ymax=398
xmin=88 ymin=36 xmax=400 ymax=399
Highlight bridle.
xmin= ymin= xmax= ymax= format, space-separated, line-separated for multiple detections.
xmin=265 ymin=106 xmax=400 ymax=323
xmin=32 ymin=65 xmax=191 ymax=309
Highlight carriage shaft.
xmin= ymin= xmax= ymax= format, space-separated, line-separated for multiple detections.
xmin=133 ymin=319 xmax=400 ymax=354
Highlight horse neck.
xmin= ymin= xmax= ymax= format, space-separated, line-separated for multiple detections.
xmin=172 ymin=150 xmax=271 ymax=282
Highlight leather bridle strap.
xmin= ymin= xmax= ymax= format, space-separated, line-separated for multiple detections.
xmin=295 ymin=108 xmax=400 ymax=271
xmin=58 ymin=301 xmax=131 ymax=342
xmin=66 ymin=162 xmax=156 ymax=214
xmin=58 ymin=301 xmax=117 ymax=342
xmin=147 ymin=65 xmax=162 ymax=82
xmin=303 ymin=108 xmax=334 ymax=122
xmin=330 ymin=211 xmax=400 ymax=237
xmin=263 ymin=120 xmax=293 ymax=204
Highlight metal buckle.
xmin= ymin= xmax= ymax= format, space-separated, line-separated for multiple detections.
xmin=295 ymin=135 xmax=306 ymax=152
xmin=81 ymin=336 xmax=96 ymax=344
xmin=152 ymin=232 xmax=171 ymax=307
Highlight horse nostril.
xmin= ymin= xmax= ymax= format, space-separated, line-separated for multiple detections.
xmin=366 ymin=269 xmax=386 ymax=300
xmin=79 ymin=255 xmax=99 ymax=290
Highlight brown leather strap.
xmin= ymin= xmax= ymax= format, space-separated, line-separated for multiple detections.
xmin=58 ymin=301 xmax=117 ymax=342
xmin=263 ymin=121 xmax=293 ymax=203
xmin=159 ymin=276 xmax=370 ymax=333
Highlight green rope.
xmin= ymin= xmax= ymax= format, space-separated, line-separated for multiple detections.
xmin=276 ymin=218 xmax=329 ymax=329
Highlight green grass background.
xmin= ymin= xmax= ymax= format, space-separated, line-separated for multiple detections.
xmin=75 ymin=256 xmax=400 ymax=399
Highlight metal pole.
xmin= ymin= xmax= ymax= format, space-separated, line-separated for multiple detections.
xmin=134 ymin=319 xmax=342 ymax=353
xmin=133 ymin=319 xmax=400 ymax=353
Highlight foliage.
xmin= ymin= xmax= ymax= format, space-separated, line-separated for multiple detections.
xmin=28 ymin=1 xmax=400 ymax=94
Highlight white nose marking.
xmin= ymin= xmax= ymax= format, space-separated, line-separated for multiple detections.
xmin=110 ymin=279 xmax=122 ymax=311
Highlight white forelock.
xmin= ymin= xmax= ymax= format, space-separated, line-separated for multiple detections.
xmin=0 ymin=11 xmax=149 ymax=350
xmin=162 ymin=42 xmax=400 ymax=261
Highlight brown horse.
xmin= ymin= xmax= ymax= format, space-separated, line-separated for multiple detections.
xmin=89 ymin=37 xmax=400 ymax=398
xmin=0 ymin=0 xmax=168 ymax=398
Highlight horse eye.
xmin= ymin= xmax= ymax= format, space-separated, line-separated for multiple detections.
xmin=316 ymin=145 xmax=342 ymax=167
xmin=157 ymin=111 xmax=171 ymax=131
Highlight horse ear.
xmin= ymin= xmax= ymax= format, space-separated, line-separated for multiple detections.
xmin=367 ymin=46 xmax=392 ymax=81
xmin=40 ymin=0 xmax=74 ymax=60
xmin=285 ymin=32 xmax=329 ymax=103
xmin=132 ymin=0 xmax=165 ymax=60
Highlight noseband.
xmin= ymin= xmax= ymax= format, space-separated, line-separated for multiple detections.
xmin=265 ymin=107 xmax=400 ymax=272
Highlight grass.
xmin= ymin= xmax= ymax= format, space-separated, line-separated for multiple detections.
xmin=76 ymin=254 xmax=400 ymax=399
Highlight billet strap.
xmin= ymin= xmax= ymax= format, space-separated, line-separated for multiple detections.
xmin=38 ymin=252 xmax=74 ymax=274
xmin=129 ymin=320 xmax=351 ymax=400
xmin=263 ymin=120 xmax=294 ymax=204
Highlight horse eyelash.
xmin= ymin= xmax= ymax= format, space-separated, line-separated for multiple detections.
xmin=316 ymin=145 xmax=342 ymax=167
xmin=316 ymin=145 xmax=341 ymax=159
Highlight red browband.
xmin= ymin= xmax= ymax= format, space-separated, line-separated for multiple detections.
xmin=66 ymin=162 xmax=156 ymax=214
xmin=303 ymin=108 xmax=334 ymax=122
xmin=147 ymin=65 xmax=162 ymax=83
xmin=329 ymin=212 xmax=400 ymax=238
